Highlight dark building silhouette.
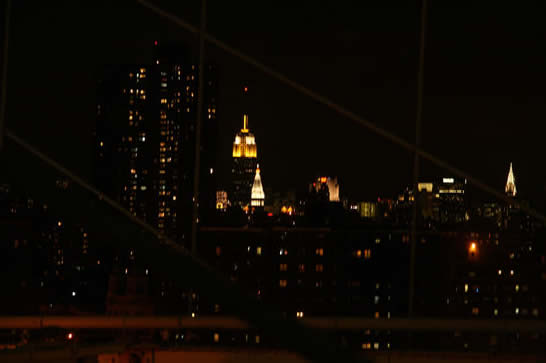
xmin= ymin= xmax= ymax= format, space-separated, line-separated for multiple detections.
xmin=95 ymin=42 xmax=218 ymax=247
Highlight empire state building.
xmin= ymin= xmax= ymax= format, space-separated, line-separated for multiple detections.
xmin=231 ymin=112 xmax=258 ymax=208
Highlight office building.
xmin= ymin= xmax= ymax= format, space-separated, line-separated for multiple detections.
xmin=231 ymin=87 xmax=258 ymax=209
xmin=95 ymin=42 xmax=217 ymax=245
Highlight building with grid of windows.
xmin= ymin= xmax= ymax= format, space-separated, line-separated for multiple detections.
xmin=95 ymin=42 xmax=217 ymax=246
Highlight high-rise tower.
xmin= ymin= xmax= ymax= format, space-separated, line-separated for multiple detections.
xmin=231 ymin=87 xmax=258 ymax=208
xmin=505 ymin=162 xmax=517 ymax=197
xmin=95 ymin=42 xmax=217 ymax=246
xmin=251 ymin=164 xmax=265 ymax=208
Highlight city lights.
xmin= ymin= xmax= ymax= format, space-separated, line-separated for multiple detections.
xmin=2 ymin=14 xmax=542 ymax=356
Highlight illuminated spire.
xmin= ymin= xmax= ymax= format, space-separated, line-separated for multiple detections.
xmin=242 ymin=114 xmax=249 ymax=133
xmin=251 ymin=164 xmax=265 ymax=207
xmin=505 ymin=162 xmax=517 ymax=197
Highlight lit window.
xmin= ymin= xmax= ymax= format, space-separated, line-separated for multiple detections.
xmin=298 ymin=264 xmax=305 ymax=272
xmin=364 ymin=249 xmax=371 ymax=259
xmin=498 ymin=269 xmax=502 ymax=276
xmin=213 ymin=333 xmax=219 ymax=343
xmin=256 ymin=246 xmax=262 ymax=255
xmin=356 ymin=250 xmax=362 ymax=258
xmin=215 ymin=246 xmax=221 ymax=256
xmin=510 ymin=270 xmax=514 ymax=276
xmin=472 ymin=307 xmax=479 ymax=315
xmin=255 ymin=335 xmax=260 ymax=344
xmin=464 ymin=284 xmax=469 ymax=293
xmin=374 ymin=311 xmax=380 ymax=319
xmin=494 ymin=308 xmax=498 ymax=316
xmin=296 ymin=311 xmax=304 ymax=318
xmin=515 ymin=307 xmax=519 ymax=315
xmin=362 ymin=343 xmax=371 ymax=350
xmin=515 ymin=284 xmax=519 ymax=292
xmin=279 ymin=280 xmax=287 ymax=288
xmin=373 ymin=342 xmax=379 ymax=350
xmin=315 ymin=248 xmax=324 ymax=256
xmin=315 ymin=264 xmax=324 ymax=272
xmin=280 ymin=264 xmax=288 ymax=272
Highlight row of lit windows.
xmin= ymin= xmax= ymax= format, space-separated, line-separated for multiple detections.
xmin=471 ymin=306 xmax=539 ymax=317
xmin=355 ymin=249 xmax=372 ymax=259
xmin=280 ymin=264 xmax=324 ymax=272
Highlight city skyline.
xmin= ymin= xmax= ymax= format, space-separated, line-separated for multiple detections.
xmin=3 ymin=1 xmax=546 ymax=360
xmin=4 ymin=2 xmax=546 ymax=202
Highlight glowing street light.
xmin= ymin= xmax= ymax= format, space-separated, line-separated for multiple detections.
xmin=469 ymin=242 xmax=478 ymax=258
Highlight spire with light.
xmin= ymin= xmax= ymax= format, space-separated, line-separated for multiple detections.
xmin=251 ymin=164 xmax=265 ymax=207
xmin=232 ymin=86 xmax=257 ymax=158
xmin=505 ymin=162 xmax=517 ymax=197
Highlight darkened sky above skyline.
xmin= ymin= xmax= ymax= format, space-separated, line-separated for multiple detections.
xmin=5 ymin=1 xmax=546 ymax=204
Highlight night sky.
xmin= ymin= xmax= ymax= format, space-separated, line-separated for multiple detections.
xmin=5 ymin=1 xmax=546 ymax=203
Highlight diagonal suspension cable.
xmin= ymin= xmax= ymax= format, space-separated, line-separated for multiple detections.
xmin=135 ymin=0 xmax=546 ymax=225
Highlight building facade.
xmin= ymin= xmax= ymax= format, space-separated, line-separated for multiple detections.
xmin=231 ymin=113 xmax=258 ymax=209
xmin=95 ymin=42 xmax=217 ymax=246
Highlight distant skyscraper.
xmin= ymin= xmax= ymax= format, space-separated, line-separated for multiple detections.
xmin=251 ymin=164 xmax=265 ymax=207
xmin=95 ymin=42 xmax=217 ymax=245
xmin=231 ymin=87 xmax=258 ymax=208
xmin=505 ymin=162 xmax=517 ymax=197
xmin=436 ymin=177 xmax=467 ymax=225
xmin=309 ymin=177 xmax=340 ymax=202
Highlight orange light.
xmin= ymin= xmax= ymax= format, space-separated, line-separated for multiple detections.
xmin=281 ymin=206 xmax=287 ymax=214
xmin=470 ymin=242 xmax=477 ymax=252
xmin=244 ymin=86 xmax=248 ymax=92
xmin=320 ymin=177 xmax=327 ymax=183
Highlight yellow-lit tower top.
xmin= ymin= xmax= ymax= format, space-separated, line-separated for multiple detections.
xmin=232 ymin=113 xmax=257 ymax=158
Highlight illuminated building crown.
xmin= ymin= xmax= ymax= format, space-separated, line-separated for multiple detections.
xmin=232 ymin=114 xmax=257 ymax=158
xmin=505 ymin=162 xmax=517 ymax=197
xmin=251 ymin=164 xmax=265 ymax=206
